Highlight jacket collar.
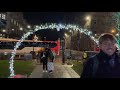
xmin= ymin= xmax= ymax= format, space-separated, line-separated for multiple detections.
xmin=97 ymin=50 xmax=116 ymax=61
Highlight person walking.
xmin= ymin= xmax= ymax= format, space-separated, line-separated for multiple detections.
xmin=47 ymin=48 xmax=54 ymax=73
xmin=41 ymin=48 xmax=48 ymax=72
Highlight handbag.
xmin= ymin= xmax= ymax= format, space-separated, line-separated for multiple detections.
xmin=47 ymin=61 xmax=54 ymax=71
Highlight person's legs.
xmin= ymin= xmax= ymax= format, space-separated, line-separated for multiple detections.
xmin=43 ymin=62 xmax=45 ymax=72
xmin=40 ymin=59 xmax=42 ymax=64
xmin=45 ymin=62 xmax=48 ymax=72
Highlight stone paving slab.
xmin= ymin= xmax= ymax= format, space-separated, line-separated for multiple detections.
xmin=29 ymin=63 xmax=80 ymax=78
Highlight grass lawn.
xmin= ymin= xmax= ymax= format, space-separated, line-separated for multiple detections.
xmin=0 ymin=60 xmax=36 ymax=78
xmin=66 ymin=59 xmax=84 ymax=76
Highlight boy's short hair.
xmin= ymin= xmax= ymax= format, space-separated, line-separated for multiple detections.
xmin=98 ymin=33 xmax=117 ymax=45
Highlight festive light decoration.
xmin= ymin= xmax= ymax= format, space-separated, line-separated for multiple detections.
xmin=9 ymin=23 xmax=98 ymax=77
xmin=9 ymin=31 xmax=33 ymax=77
xmin=112 ymin=12 xmax=120 ymax=49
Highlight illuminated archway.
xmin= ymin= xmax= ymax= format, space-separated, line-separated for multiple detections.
xmin=9 ymin=23 xmax=98 ymax=77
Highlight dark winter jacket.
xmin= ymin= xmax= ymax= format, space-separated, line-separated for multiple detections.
xmin=81 ymin=50 xmax=120 ymax=78
xmin=41 ymin=51 xmax=48 ymax=62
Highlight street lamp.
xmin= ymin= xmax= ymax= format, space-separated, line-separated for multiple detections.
xmin=20 ymin=27 xmax=23 ymax=31
xmin=32 ymin=33 xmax=35 ymax=53
xmin=69 ymin=30 xmax=73 ymax=58
xmin=12 ymin=29 xmax=14 ymax=31
xmin=85 ymin=15 xmax=91 ymax=29
xmin=111 ymin=29 xmax=116 ymax=34
xmin=64 ymin=33 xmax=67 ymax=49
xmin=33 ymin=34 xmax=38 ymax=44
xmin=85 ymin=15 xmax=92 ymax=50
xmin=2 ymin=29 xmax=6 ymax=38
xmin=32 ymin=34 xmax=38 ymax=59
xmin=27 ymin=25 xmax=31 ymax=29
xmin=94 ymin=34 xmax=98 ymax=51
xmin=61 ymin=38 xmax=65 ymax=64
xmin=86 ymin=15 xmax=91 ymax=21
xmin=2 ymin=29 xmax=6 ymax=32
xmin=64 ymin=32 xmax=72 ymax=59
xmin=27 ymin=25 xmax=36 ymax=59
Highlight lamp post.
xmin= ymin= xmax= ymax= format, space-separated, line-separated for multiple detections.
xmin=27 ymin=25 xmax=35 ymax=57
xmin=61 ymin=38 xmax=65 ymax=64
xmin=33 ymin=34 xmax=38 ymax=50
xmin=84 ymin=15 xmax=91 ymax=29
xmin=32 ymin=30 xmax=35 ymax=56
xmin=2 ymin=29 xmax=6 ymax=38
xmin=93 ymin=34 xmax=98 ymax=51
xmin=85 ymin=15 xmax=92 ymax=50
xmin=32 ymin=32 xmax=39 ymax=59
xmin=70 ymin=30 xmax=73 ymax=58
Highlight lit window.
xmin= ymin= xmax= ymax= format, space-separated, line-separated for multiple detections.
xmin=2 ymin=14 xmax=6 ymax=20
xmin=12 ymin=29 xmax=14 ymax=31
xmin=20 ymin=27 xmax=23 ymax=31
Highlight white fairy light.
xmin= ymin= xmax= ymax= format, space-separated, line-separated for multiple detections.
xmin=9 ymin=23 xmax=98 ymax=77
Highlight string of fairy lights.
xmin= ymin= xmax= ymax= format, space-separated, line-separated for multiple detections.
xmin=112 ymin=12 xmax=120 ymax=49
xmin=9 ymin=23 xmax=98 ymax=77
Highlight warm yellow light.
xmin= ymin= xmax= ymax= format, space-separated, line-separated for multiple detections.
xmin=86 ymin=16 xmax=91 ymax=21
xmin=111 ymin=29 xmax=116 ymax=33
xmin=65 ymin=33 xmax=68 ymax=37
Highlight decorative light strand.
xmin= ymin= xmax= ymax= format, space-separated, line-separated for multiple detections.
xmin=9 ymin=23 xmax=98 ymax=77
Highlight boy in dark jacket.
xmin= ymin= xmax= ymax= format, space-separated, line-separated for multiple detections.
xmin=41 ymin=48 xmax=49 ymax=72
xmin=81 ymin=33 xmax=120 ymax=78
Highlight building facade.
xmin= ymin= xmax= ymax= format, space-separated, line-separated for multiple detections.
xmin=0 ymin=12 xmax=29 ymax=39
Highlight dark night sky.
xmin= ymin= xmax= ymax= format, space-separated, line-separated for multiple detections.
xmin=23 ymin=12 xmax=83 ymax=25
xmin=23 ymin=12 xmax=84 ymax=41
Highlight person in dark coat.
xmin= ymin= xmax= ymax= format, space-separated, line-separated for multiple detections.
xmin=41 ymin=48 xmax=49 ymax=72
xmin=81 ymin=33 xmax=120 ymax=78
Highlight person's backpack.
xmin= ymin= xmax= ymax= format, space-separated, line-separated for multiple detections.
xmin=92 ymin=56 xmax=99 ymax=77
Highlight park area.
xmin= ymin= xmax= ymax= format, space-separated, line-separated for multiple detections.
xmin=0 ymin=60 xmax=36 ymax=78
xmin=0 ymin=58 xmax=84 ymax=78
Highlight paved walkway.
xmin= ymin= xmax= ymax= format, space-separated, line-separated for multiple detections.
xmin=29 ymin=60 xmax=80 ymax=78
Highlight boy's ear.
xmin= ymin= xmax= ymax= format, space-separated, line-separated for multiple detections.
xmin=115 ymin=43 xmax=118 ymax=48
